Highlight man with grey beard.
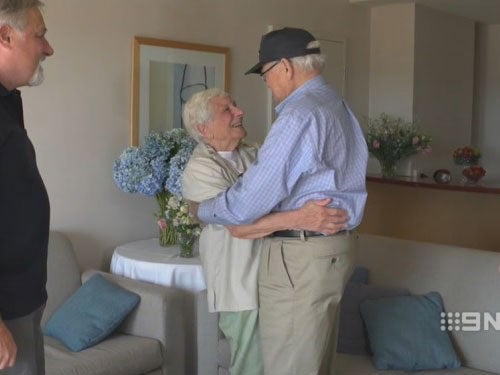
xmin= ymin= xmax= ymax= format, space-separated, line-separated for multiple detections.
xmin=0 ymin=0 xmax=54 ymax=373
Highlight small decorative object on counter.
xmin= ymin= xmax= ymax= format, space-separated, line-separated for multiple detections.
xmin=365 ymin=113 xmax=432 ymax=178
xmin=453 ymin=146 xmax=481 ymax=166
xmin=433 ymin=169 xmax=452 ymax=184
xmin=462 ymin=166 xmax=486 ymax=185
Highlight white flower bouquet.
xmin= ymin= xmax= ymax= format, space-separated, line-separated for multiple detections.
xmin=165 ymin=195 xmax=202 ymax=257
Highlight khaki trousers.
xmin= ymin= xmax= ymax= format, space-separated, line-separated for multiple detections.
xmin=258 ymin=234 xmax=356 ymax=375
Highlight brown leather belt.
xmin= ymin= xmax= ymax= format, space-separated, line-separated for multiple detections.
xmin=271 ymin=229 xmax=351 ymax=238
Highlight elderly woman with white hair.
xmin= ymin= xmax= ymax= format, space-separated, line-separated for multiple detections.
xmin=182 ymin=88 xmax=348 ymax=375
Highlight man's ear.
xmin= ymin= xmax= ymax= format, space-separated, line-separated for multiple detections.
xmin=0 ymin=25 xmax=12 ymax=48
xmin=282 ymin=59 xmax=293 ymax=79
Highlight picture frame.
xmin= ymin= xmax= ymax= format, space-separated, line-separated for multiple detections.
xmin=130 ymin=36 xmax=230 ymax=146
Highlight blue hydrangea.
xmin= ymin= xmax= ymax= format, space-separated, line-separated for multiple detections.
xmin=165 ymin=139 xmax=197 ymax=197
xmin=113 ymin=147 xmax=150 ymax=193
xmin=113 ymin=129 xmax=196 ymax=198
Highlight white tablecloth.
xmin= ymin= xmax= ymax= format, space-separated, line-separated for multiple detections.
xmin=110 ymin=238 xmax=206 ymax=293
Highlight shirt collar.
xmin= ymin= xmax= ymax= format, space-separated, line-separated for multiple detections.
xmin=275 ymin=75 xmax=326 ymax=114
xmin=0 ymin=82 xmax=19 ymax=97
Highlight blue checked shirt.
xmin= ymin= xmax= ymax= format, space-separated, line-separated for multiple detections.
xmin=198 ymin=76 xmax=368 ymax=229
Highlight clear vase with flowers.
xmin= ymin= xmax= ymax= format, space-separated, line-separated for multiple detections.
xmin=164 ymin=195 xmax=202 ymax=258
xmin=365 ymin=113 xmax=432 ymax=178
xmin=113 ymin=129 xmax=197 ymax=247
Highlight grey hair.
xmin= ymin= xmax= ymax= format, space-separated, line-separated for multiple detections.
xmin=182 ymin=88 xmax=230 ymax=144
xmin=0 ymin=0 xmax=43 ymax=31
xmin=289 ymin=40 xmax=326 ymax=73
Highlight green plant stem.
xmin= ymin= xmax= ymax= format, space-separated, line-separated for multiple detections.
xmin=155 ymin=191 xmax=177 ymax=246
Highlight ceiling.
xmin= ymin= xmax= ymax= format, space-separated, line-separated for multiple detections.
xmin=350 ymin=0 xmax=500 ymax=25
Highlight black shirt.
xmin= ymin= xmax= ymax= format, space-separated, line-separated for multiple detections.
xmin=0 ymin=83 xmax=50 ymax=320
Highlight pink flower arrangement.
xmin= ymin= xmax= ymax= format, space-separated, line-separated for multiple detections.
xmin=365 ymin=113 xmax=432 ymax=165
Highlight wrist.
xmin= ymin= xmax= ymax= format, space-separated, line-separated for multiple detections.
xmin=289 ymin=209 xmax=301 ymax=229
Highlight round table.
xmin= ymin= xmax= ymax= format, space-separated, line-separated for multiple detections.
xmin=110 ymin=238 xmax=206 ymax=292
xmin=110 ymin=238 xmax=206 ymax=375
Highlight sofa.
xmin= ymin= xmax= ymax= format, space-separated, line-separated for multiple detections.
xmin=42 ymin=231 xmax=186 ymax=375
xmin=196 ymin=233 xmax=500 ymax=375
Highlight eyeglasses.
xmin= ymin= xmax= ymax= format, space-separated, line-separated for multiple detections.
xmin=260 ymin=61 xmax=280 ymax=80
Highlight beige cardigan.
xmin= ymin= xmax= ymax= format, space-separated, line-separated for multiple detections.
xmin=182 ymin=142 xmax=262 ymax=312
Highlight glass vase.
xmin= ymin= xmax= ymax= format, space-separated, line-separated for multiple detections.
xmin=379 ymin=159 xmax=398 ymax=178
xmin=156 ymin=191 xmax=177 ymax=247
xmin=177 ymin=232 xmax=195 ymax=258
xmin=158 ymin=219 xmax=176 ymax=247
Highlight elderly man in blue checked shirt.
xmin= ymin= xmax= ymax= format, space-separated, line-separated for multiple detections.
xmin=195 ymin=27 xmax=368 ymax=375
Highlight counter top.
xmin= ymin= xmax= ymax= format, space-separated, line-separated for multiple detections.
xmin=367 ymin=175 xmax=500 ymax=194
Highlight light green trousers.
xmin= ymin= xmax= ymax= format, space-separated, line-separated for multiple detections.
xmin=218 ymin=310 xmax=264 ymax=375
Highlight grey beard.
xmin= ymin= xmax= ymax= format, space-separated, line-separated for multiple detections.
xmin=28 ymin=64 xmax=44 ymax=87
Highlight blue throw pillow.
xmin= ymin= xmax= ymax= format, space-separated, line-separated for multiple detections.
xmin=348 ymin=266 xmax=370 ymax=284
xmin=44 ymin=273 xmax=140 ymax=352
xmin=337 ymin=282 xmax=409 ymax=355
xmin=360 ymin=292 xmax=461 ymax=370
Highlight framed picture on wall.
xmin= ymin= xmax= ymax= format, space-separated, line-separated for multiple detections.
xmin=130 ymin=36 xmax=231 ymax=146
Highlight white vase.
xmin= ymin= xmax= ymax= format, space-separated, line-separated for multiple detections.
xmin=396 ymin=157 xmax=417 ymax=177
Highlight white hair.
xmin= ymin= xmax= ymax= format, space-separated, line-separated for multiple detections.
xmin=0 ymin=0 xmax=44 ymax=31
xmin=290 ymin=40 xmax=326 ymax=72
xmin=182 ymin=88 xmax=230 ymax=144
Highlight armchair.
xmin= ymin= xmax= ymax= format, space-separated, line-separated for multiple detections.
xmin=43 ymin=231 xmax=186 ymax=375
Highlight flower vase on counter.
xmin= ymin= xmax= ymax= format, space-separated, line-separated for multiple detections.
xmin=378 ymin=159 xmax=398 ymax=178
xmin=365 ymin=113 xmax=432 ymax=179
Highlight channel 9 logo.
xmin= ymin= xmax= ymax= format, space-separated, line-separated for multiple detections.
xmin=441 ymin=312 xmax=500 ymax=332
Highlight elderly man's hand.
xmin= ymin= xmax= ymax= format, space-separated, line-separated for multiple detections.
xmin=296 ymin=199 xmax=349 ymax=235
xmin=0 ymin=321 xmax=16 ymax=370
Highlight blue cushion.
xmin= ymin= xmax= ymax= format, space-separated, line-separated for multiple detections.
xmin=44 ymin=273 xmax=140 ymax=352
xmin=337 ymin=282 xmax=409 ymax=355
xmin=348 ymin=266 xmax=369 ymax=284
xmin=360 ymin=292 xmax=461 ymax=370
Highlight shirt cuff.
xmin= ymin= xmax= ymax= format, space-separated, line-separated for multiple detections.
xmin=198 ymin=198 xmax=217 ymax=224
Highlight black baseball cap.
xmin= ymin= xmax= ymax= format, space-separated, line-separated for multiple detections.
xmin=245 ymin=27 xmax=321 ymax=75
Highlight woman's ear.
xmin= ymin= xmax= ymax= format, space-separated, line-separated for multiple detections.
xmin=196 ymin=124 xmax=208 ymax=137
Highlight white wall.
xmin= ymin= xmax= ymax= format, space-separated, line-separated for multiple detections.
xmin=367 ymin=3 xmax=476 ymax=176
xmin=360 ymin=0 xmax=499 ymax=181
xmin=413 ymin=4 xmax=475 ymax=171
xmin=19 ymin=0 xmax=370 ymax=269
xmin=474 ymin=24 xmax=500 ymax=180
xmin=368 ymin=2 xmax=415 ymax=119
